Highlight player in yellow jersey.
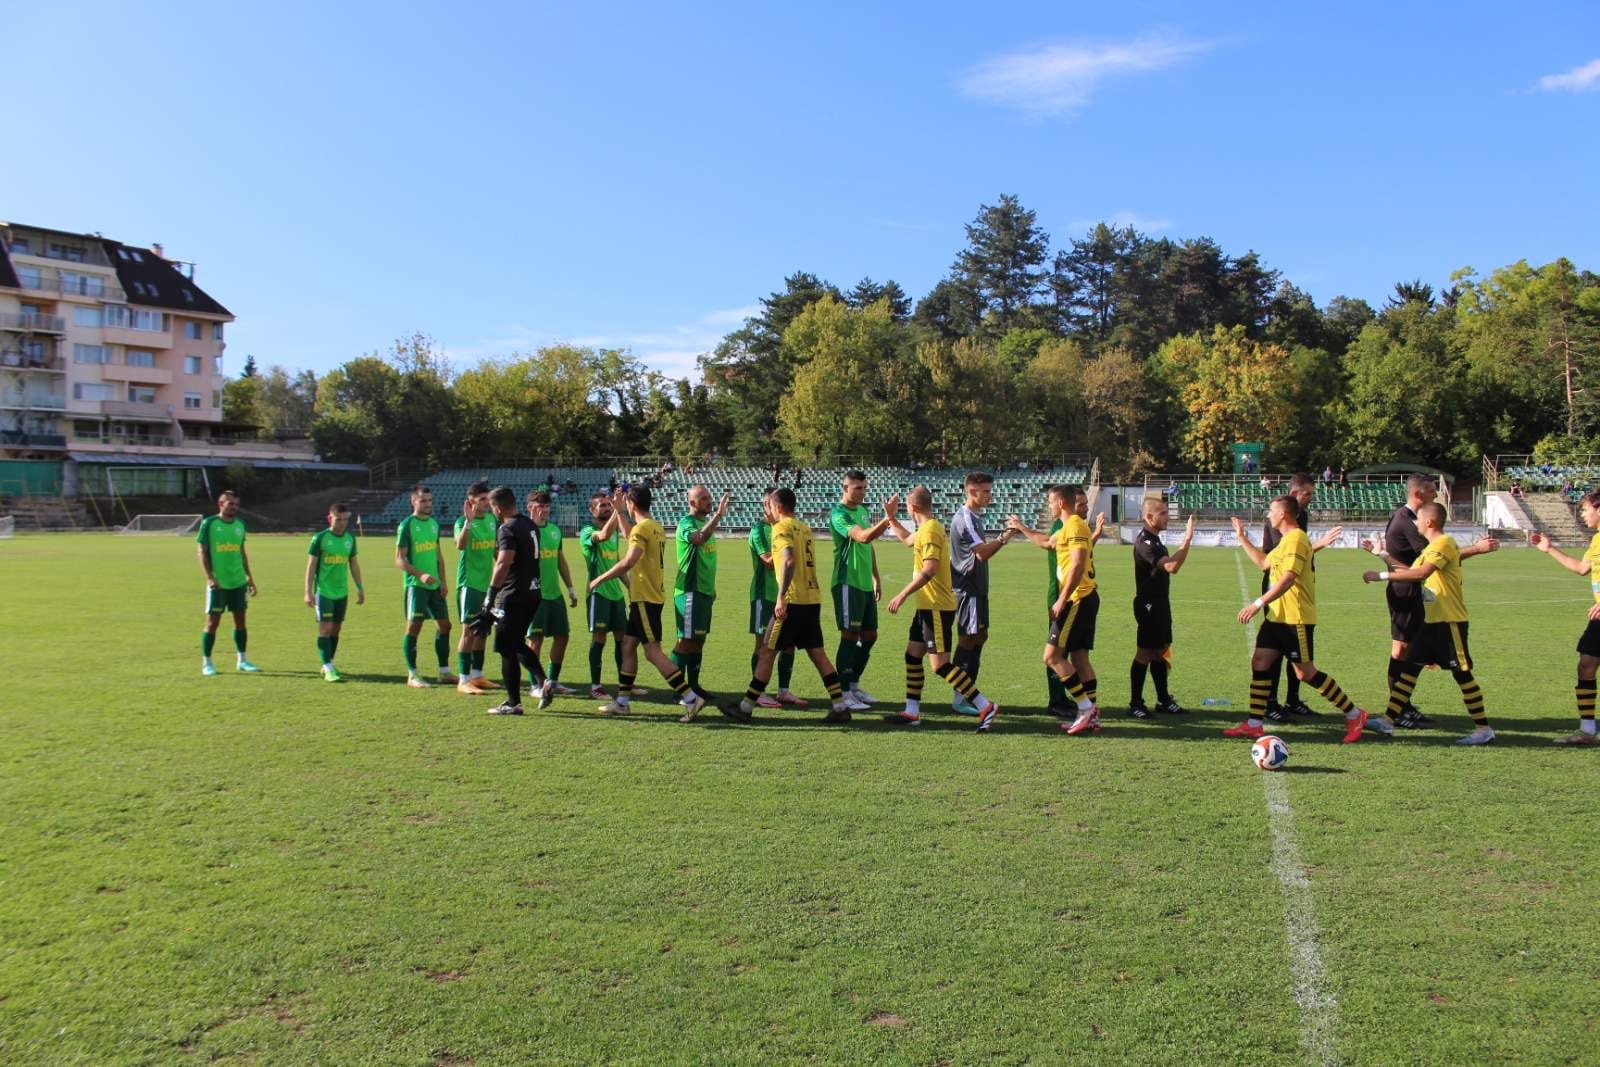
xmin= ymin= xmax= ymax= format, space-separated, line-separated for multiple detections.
xmin=1009 ymin=485 xmax=1100 ymax=735
xmin=1363 ymin=502 xmax=1494 ymax=745
xmin=736 ymin=487 xmax=852 ymax=724
xmin=1529 ymin=489 xmax=1600 ymax=745
xmin=586 ymin=485 xmax=715 ymax=721
xmin=1229 ymin=495 xmax=1371 ymax=743
xmin=880 ymin=486 xmax=1000 ymax=731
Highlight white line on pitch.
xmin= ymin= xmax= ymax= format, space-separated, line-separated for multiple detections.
xmin=1234 ymin=551 xmax=1340 ymax=1065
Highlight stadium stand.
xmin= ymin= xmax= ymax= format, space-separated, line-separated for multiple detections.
xmin=1147 ymin=475 xmax=1413 ymax=521
xmin=367 ymin=463 xmax=1091 ymax=533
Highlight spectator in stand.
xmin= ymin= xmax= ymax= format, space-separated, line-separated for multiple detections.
xmin=1259 ymin=474 xmax=1273 ymax=492
xmin=1243 ymin=454 xmax=1256 ymax=476
xmin=1511 ymin=480 xmax=1525 ymax=499
xmin=1322 ymin=466 xmax=1334 ymax=483
xmin=1338 ymin=468 xmax=1349 ymax=487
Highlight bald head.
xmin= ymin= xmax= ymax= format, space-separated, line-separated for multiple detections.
xmin=907 ymin=485 xmax=932 ymax=514
xmin=687 ymin=484 xmax=711 ymax=517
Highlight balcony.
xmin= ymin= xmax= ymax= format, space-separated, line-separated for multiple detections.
xmin=0 ymin=312 xmax=66 ymax=333
xmin=0 ymin=429 xmax=67 ymax=449
xmin=0 ymin=351 xmax=64 ymax=372
xmin=0 ymin=392 xmax=66 ymax=410
xmin=102 ymin=324 xmax=172 ymax=348
xmin=99 ymin=399 xmax=172 ymax=418
xmin=8 ymin=241 xmax=114 ymax=268
xmin=101 ymin=363 xmax=174 ymax=385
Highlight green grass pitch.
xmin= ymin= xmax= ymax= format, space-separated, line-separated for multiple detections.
xmin=2 ymin=531 xmax=1597 ymax=1064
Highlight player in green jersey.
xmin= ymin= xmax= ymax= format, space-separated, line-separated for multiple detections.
xmin=304 ymin=502 xmax=364 ymax=682
xmin=672 ymin=485 xmax=731 ymax=708
xmin=748 ymin=489 xmax=804 ymax=707
xmin=525 ymin=490 xmax=579 ymax=708
xmin=580 ymin=490 xmax=631 ymax=701
xmin=196 ymin=489 xmax=258 ymax=675
xmin=395 ymin=484 xmax=453 ymax=688
xmin=828 ymin=470 xmax=897 ymax=708
xmin=452 ymin=481 xmax=500 ymax=694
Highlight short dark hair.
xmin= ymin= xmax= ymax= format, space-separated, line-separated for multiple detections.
xmin=528 ymin=490 xmax=552 ymax=505
xmin=1583 ymin=489 xmax=1600 ymax=510
xmin=773 ymin=487 xmax=797 ymax=512
xmin=1060 ymin=484 xmax=1084 ymax=506
xmin=964 ymin=471 xmax=994 ymax=488
xmin=410 ymin=483 xmax=432 ymax=497
xmin=217 ymin=489 xmax=238 ymax=501
xmin=629 ymin=485 xmax=653 ymax=510
xmin=1406 ymin=473 xmax=1436 ymax=494
xmin=489 ymin=485 xmax=516 ymax=510
xmin=843 ymin=469 xmax=866 ymax=483
xmin=590 ymin=490 xmax=610 ymax=503
xmin=468 ymin=480 xmax=491 ymax=496
xmin=1288 ymin=472 xmax=1314 ymax=490
xmin=1046 ymin=484 xmax=1072 ymax=505
xmin=330 ymin=502 xmax=350 ymax=514
xmin=1274 ymin=494 xmax=1301 ymax=520
xmin=1417 ymin=501 xmax=1446 ymax=525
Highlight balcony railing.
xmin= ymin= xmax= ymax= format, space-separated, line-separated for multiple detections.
xmin=22 ymin=393 xmax=66 ymax=410
xmin=0 ymin=351 xmax=64 ymax=372
xmin=0 ymin=312 xmax=66 ymax=333
xmin=0 ymin=429 xmax=67 ymax=448
xmin=98 ymin=399 xmax=172 ymax=418
xmin=7 ymin=240 xmax=114 ymax=268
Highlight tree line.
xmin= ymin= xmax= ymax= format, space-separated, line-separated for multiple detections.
xmin=226 ymin=195 xmax=1600 ymax=477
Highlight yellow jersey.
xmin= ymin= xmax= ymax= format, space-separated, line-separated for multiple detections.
xmin=1055 ymin=514 xmax=1098 ymax=601
xmin=1417 ymin=533 xmax=1466 ymax=623
xmin=1265 ymin=527 xmax=1315 ymax=625
xmin=1585 ymin=532 xmax=1600 ymax=603
xmin=911 ymin=518 xmax=957 ymax=611
xmin=770 ymin=516 xmax=821 ymax=605
xmin=628 ymin=517 xmax=667 ymax=604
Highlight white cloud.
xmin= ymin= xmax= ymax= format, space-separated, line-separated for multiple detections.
xmin=1537 ymin=57 xmax=1600 ymax=92
xmin=1067 ymin=211 xmax=1173 ymax=233
xmin=443 ymin=305 xmax=758 ymax=380
xmin=960 ymin=34 xmax=1211 ymax=118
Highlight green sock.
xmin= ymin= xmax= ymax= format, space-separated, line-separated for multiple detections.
xmin=404 ymin=634 xmax=418 ymax=672
xmin=835 ymin=640 xmax=855 ymax=688
xmin=778 ymin=649 xmax=795 ymax=691
xmin=458 ymin=651 xmax=472 ymax=676
xmin=202 ymin=630 xmax=216 ymax=657
xmin=751 ymin=652 xmax=760 ymax=675
xmin=1047 ymin=668 xmax=1066 ymax=705
xmin=685 ymin=652 xmax=702 ymax=690
xmin=550 ymin=661 xmax=562 ymax=683
xmin=329 ymin=634 xmax=339 ymax=660
xmin=317 ymin=636 xmax=332 ymax=665
xmin=233 ymin=629 xmax=247 ymax=654
xmin=434 ymin=632 xmax=449 ymax=669
xmin=613 ymin=641 xmax=624 ymax=673
xmin=589 ymin=642 xmax=605 ymax=685
xmin=472 ymin=649 xmax=484 ymax=672
xmin=856 ymin=637 xmax=875 ymax=684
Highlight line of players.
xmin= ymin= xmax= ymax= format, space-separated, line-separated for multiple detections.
xmin=194 ymin=471 xmax=1600 ymax=744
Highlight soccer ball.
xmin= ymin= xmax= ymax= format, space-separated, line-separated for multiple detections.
xmin=1251 ymin=734 xmax=1289 ymax=771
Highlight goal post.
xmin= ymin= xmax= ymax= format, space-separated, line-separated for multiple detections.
xmin=0 ymin=516 xmax=13 ymax=539
xmin=119 ymin=514 xmax=203 ymax=535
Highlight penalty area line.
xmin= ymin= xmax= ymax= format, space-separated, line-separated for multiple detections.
xmin=1234 ymin=551 xmax=1340 ymax=1065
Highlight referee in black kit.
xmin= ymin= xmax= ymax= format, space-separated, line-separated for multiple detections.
xmin=484 ymin=485 xmax=549 ymax=716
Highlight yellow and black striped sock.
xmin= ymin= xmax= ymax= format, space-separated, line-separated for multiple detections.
xmin=1307 ymin=670 xmax=1355 ymax=714
xmin=1452 ymin=669 xmax=1487 ymax=727
xmin=1249 ymin=668 xmax=1273 ymax=723
xmin=904 ymin=653 xmax=925 ymax=702
xmin=618 ymin=671 xmax=636 ymax=697
xmin=935 ymin=662 xmax=979 ymax=699
xmin=664 ymin=668 xmax=691 ymax=697
xmin=744 ymin=674 xmax=768 ymax=703
xmin=821 ymin=671 xmax=844 ymax=703
xmin=1083 ymin=677 xmax=1098 ymax=704
xmin=1385 ymin=661 xmax=1418 ymax=722
xmin=1577 ymin=677 xmax=1596 ymax=727
xmin=1059 ymin=671 xmax=1088 ymax=703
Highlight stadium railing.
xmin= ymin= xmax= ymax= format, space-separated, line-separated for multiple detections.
xmin=1491 ymin=454 xmax=1600 ymax=493
xmin=1141 ymin=473 xmax=1412 ymax=521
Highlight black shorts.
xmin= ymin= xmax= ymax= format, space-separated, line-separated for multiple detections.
xmin=954 ymin=591 xmax=988 ymax=637
xmin=493 ymin=593 xmax=540 ymax=658
xmin=910 ymin=608 xmax=955 ymax=655
xmin=626 ymin=601 xmax=665 ymax=644
xmin=1578 ymin=619 xmax=1600 ymax=658
xmin=1413 ymin=621 xmax=1471 ymax=671
xmin=765 ymin=602 xmax=824 ymax=653
xmin=1047 ymin=590 xmax=1099 ymax=652
xmin=1387 ymin=588 xmax=1425 ymax=643
xmin=1256 ymin=621 xmax=1313 ymax=662
xmin=1133 ymin=596 xmax=1173 ymax=650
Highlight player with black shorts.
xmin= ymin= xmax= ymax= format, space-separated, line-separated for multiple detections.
xmin=1529 ymin=489 xmax=1600 ymax=745
xmin=1128 ymin=496 xmax=1195 ymax=718
xmin=483 ymin=485 xmax=546 ymax=716
xmin=948 ymin=472 xmax=1014 ymax=715
xmin=1258 ymin=473 xmax=1342 ymax=721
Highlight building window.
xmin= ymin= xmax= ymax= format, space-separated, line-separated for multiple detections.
xmin=212 ymin=355 xmax=224 ymax=375
xmin=183 ymin=322 xmax=202 ymax=340
xmin=145 ymin=282 xmax=159 ymax=298
xmin=50 ymin=243 xmax=85 ymax=263
xmin=11 ymin=237 xmax=30 ymax=254
xmin=116 ymin=249 xmax=129 ymax=260
xmin=73 ymin=344 xmax=108 ymax=364
xmin=73 ymin=306 xmax=103 ymax=328
xmin=130 ymin=250 xmax=144 ymax=262
xmin=184 ymin=355 xmax=202 ymax=374
xmin=128 ymin=386 xmax=156 ymax=403
xmin=212 ymin=323 xmax=225 ymax=341
xmin=22 ymin=340 xmax=45 ymax=362
xmin=184 ymin=392 xmax=202 ymax=410
xmin=61 ymin=272 xmax=104 ymax=297
xmin=17 ymin=266 xmax=42 ymax=289
xmin=73 ymin=383 xmax=114 ymax=401
xmin=130 ymin=281 xmax=146 ymax=297
xmin=127 ymin=350 xmax=156 ymax=368
xmin=212 ymin=390 xmax=222 ymax=409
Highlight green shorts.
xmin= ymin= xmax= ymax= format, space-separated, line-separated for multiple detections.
xmin=674 ymin=591 xmax=715 ymax=640
xmin=832 ymin=584 xmax=878 ymax=633
xmin=586 ymin=593 xmax=627 ymax=634
xmin=405 ymin=586 xmax=450 ymax=621
xmin=206 ymin=584 xmax=248 ymax=615
xmin=527 ymin=596 xmax=570 ymax=638
xmin=315 ymin=594 xmax=348 ymax=624
xmin=750 ymin=598 xmax=775 ymax=635
xmin=457 ymin=585 xmax=488 ymax=622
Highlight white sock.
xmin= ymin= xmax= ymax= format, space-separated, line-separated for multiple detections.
xmin=1583 ymin=720 xmax=1597 ymax=735
xmin=1077 ymin=697 xmax=1094 ymax=712
xmin=236 ymin=652 xmax=246 ymax=664
xmin=975 ymin=692 xmax=993 ymax=712
xmin=905 ymin=699 xmax=921 ymax=714
xmin=1345 ymin=709 xmax=1361 ymax=720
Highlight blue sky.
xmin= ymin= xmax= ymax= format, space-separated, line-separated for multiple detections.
xmin=8 ymin=1 xmax=1597 ymax=379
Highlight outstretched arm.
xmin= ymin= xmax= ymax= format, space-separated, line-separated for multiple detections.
xmin=1231 ymin=517 xmax=1269 ymax=571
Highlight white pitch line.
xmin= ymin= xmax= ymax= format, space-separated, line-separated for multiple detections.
xmin=1234 ymin=551 xmax=1340 ymax=1065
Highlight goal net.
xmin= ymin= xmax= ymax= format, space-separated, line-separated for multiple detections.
xmin=0 ymin=516 xmax=13 ymax=539
xmin=120 ymin=513 xmax=203 ymax=535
